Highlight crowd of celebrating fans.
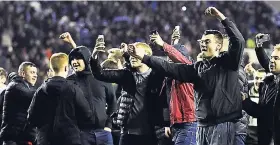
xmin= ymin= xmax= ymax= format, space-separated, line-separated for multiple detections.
xmin=0 ymin=1 xmax=280 ymax=145
xmin=0 ymin=1 xmax=279 ymax=85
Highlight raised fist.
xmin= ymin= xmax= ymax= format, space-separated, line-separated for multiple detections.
xmin=59 ymin=32 xmax=72 ymax=43
xmin=205 ymin=7 xmax=225 ymax=20
xmin=59 ymin=32 xmax=77 ymax=48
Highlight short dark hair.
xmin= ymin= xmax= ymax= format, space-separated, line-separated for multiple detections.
xmin=203 ymin=30 xmax=223 ymax=43
xmin=18 ymin=62 xmax=36 ymax=74
xmin=0 ymin=67 xmax=7 ymax=77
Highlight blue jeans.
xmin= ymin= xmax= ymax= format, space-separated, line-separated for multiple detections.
xmin=171 ymin=122 xmax=197 ymax=145
xmin=80 ymin=129 xmax=113 ymax=145
xmin=196 ymin=122 xmax=236 ymax=145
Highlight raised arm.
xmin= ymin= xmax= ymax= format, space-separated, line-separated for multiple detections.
xmin=162 ymin=43 xmax=192 ymax=64
xmin=254 ymin=33 xmax=270 ymax=72
xmin=150 ymin=29 xmax=192 ymax=64
xmin=59 ymin=32 xmax=77 ymax=49
xmin=255 ymin=47 xmax=270 ymax=72
xmin=220 ymin=19 xmax=245 ymax=70
xmin=205 ymin=7 xmax=245 ymax=70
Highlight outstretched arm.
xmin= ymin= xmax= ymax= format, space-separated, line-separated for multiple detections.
xmin=142 ymin=55 xmax=197 ymax=83
xmin=90 ymin=51 xmax=130 ymax=84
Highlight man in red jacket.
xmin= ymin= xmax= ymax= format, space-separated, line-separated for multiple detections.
xmin=150 ymin=28 xmax=196 ymax=145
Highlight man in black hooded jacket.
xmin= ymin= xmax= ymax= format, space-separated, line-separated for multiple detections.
xmin=60 ymin=32 xmax=117 ymax=145
xmin=28 ymin=53 xmax=93 ymax=145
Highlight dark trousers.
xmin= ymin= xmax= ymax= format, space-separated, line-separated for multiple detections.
xmin=80 ymin=129 xmax=113 ymax=145
xmin=196 ymin=122 xmax=236 ymax=145
xmin=157 ymin=138 xmax=173 ymax=145
xmin=245 ymin=126 xmax=258 ymax=145
xmin=111 ymin=130 xmax=121 ymax=145
xmin=119 ymin=134 xmax=157 ymax=145
xmin=171 ymin=122 xmax=197 ymax=145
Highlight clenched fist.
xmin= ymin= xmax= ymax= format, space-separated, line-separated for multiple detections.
xmin=59 ymin=32 xmax=77 ymax=48
xmin=205 ymin=7 xmax=226 ymax=21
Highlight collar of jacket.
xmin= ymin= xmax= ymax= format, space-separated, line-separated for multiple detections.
xmin=11 ymin=75 xmax=33 ymax=88
xmin=75 ymin=70 xmax=92 ymax=77
xmin=263 ymin=74 xmax=276 ymax=84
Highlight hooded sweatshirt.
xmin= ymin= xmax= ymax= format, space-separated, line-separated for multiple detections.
xmin=68 ymin=46 xmax=117 ymax=129
xmin=160 ymin=43 xmax=196 ymax=125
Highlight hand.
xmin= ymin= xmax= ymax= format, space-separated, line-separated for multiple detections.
xmin=120 ymin=43 xmax=128 ymax=53
xmin=255 ymin=33 xmax=265 ymax=48
xmin=164 ymin=127 xmax=171 ymax=138
xmin=197 ymin=52 xmax=205 ymax=62
xmin=205 ymin=7 xmax=226 ymax=21
xmin=94 ymin=36 xmax=106 ymax=52
xmin=47 ymin=69 xmax=54 ymax=78
xmin=171 ymin=28 xmax=180 ymax=45
xmin=127 ymin=43 xmax=145 ymax=60
xmin=104 ymin=127 xmax=112 ymax=132
xmin=59 ymin=32 xmax=77 ymax=48
xmin=241 ymin=92 xmax=247 ymax=101
xmin=150 ymin=33 xmax=165 ymax=47
xmin=244 ymin=62 xmax=256 ymax=75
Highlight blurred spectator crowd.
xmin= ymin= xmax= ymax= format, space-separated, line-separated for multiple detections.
xmin=0 ymin=1 xmax=279 ymax=86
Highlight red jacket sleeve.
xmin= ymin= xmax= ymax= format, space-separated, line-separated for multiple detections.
xmin=162 ymin=43 xmax=192 ymax=64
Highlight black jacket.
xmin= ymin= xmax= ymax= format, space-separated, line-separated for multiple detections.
xmin=68 ymin=46 xmax=117 ymax=129
xmin=243 ymin=46 xmax=280 ymax=145
xmin=28 ymin=76 xmax=92 ymax=145
xmin=141 ymin=18 xmax=245 ymax=126
xmin=0 ymin=72 xmax=18 ymax=130
xmin=0 ymin=74 xmax=36 ymax=142
xmin=90 ymin=55 xmax=165 ymax=135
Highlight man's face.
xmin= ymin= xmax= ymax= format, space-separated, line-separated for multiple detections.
xmin=129 ymin=56 xmax=143 ymax=68
xmin=253 ymin=71 xmax=265 ymax=90
xmin=71 ymin=58 xmax=86 ymax=72
xmin=23 ymin=66 xmax=38 ymax=86
xmin=269 ymin=49 xmax=280 ymax=74
xmin=199 ymin=34 xmax=221 ymax=58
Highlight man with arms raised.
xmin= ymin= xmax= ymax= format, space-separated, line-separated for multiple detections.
xmin=128 ymin=7 xmax=245 ymax=145
xmin=90 ymin=42 xmax=166 ymax=145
